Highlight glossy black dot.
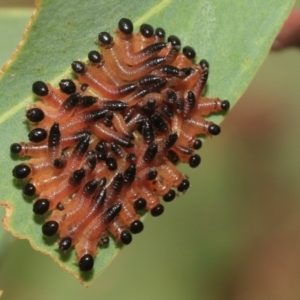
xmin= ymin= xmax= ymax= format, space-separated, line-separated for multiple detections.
xmin=199 ymin=59 xmax=209 ymax=69
xmin=167 ymin=35 xmax=181 ymax=47
xmin=98 ymin=32 xmax=112 ymax=45
xmin=118 ymin=18 xmax=133 ymax=35
xmin=193 ymin=139 xmax=202 ymax=150
xmin=106 ymin=157 xmax=117 ymax=171
xmin=12 ymin=164 xmax=30 ymax=179
xmin=80 ymin=95 xmax=97 ymax=107
xmin=79 ymin=254 xmax=94 ymax=272
xmin=59 ymin=237 xmax=72 ymax=250
xmin=146 ymin=168 xmax=158 ymax=180
xmin=23 ymin=183 xmax=36 ymax=196
xmin=80 ymin=83 xmax=88 ymax=91
xmin=10 ymin=143 xmax=22 ymax=154
xmin=189 ymin=154 xmax=201 ymax=168
xmin=183 ymin=46 xmax=196 ymax=59
xmin=134 ymin=198 xmax=147 ymax=211
xmin=26 ymin=108 xmax=44 ymax=122
xmin=167 ymin=150 xmax=179 ymax=164
xmin=182 ymin=67 xmax=193 ymax=76
xmin=33 ymin=199 xmax=50 ymax=215
xmin=221 ymin=100 xmax=230 ymax=111
xmin=130 ymin=220 xmax=144 ymax=234
xmin=100 ymin=236 xmax=110 ymax=245
xmin=151 ymin=204 xmax=164 ymax=217
xmin=208 ymin=124 xmax=221 ymax=135
xmin=56 ymin=202 xmax=64 ymax=210
xmin=121 ymin=230 xmax=132 ymax=245
xmin=70 ymin=169 xmax=86 ymax=185
xmin=155 ymin=27 xmax=165 ymax=38
xmin=95 ymin=141 xmax=105 ymax=152
xmin=32 ymin=81 xmax=49 ymax=96
xmin=126 ymin=153 xmax=136 ymax=163
xmin=97 ymin=151 xmax=107 ymax=161
xmin=28 ymin=128 xmax=47 ymax=143
xmin=42 ymin=221 xmax=59 ymax=236
xmin=163 ymin=190 xmax=176 ymax=202
xmin=140 ymin=24 xmax=154 ymax=37
xmin=53 ymin=158 xmax=66 ymax=169
xmin=83 ymin=180 xmax=98 ymax=195
xmin=71 ymin=61 xmax=85 ymax=74
xmin=59 ymin=79 xmax=76 ymax=94
xmin=88 ymin=50 xmax=101 ymax=63
xmin=177 ymin=179 xmax=190 ymax=193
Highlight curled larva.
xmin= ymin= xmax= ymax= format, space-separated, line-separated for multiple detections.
xmin=10 ymin=17 xmax=230 ymax=273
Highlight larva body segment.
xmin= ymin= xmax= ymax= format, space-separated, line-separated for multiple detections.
xmin=11 ymin=18 xmax=229 ymax=273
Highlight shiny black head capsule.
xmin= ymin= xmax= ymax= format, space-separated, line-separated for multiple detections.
xmin=26 ymin=108 xmax=45 ymax=122
xmin=33 ymin=199 xmax=50 ymax=215
xmin=98 ymin=32 xmax=113 ymax=45
xmin=130 ymin=220 xmax=144 ymax=234
xmin=23 ymin=183 xmax=36 ymax=196
xmin=134 ymin=198 xmax=147 ymax=211
xmin=140 ymin=23 xmax=154 ymax=37
xmin=79 ymin=254 xmax=94 ymax=272
xmin=182 ymin=46 xmax=196 ymax=59
xmin=71 ymin=61 xmax=86 ymax=74
xmin=167 ymin=35 xmax=181 ymax=47
xmin=221 ymin=100 xmax=230 ymax=111
xmin=151 ymin=204 xmax=164 ymax=217
xmin=32 ymin=81 xmax=49 ymax=96
xmin=118 ymin=18 xmax=133 ymax=35
xmin=199 ymin=59 xmax=209 ymax=70
xmin=88 ymin=50 xmax=101 ymax=64
xmin=208 ymin=124 xmax=221 ymax=135
xmin=12 ymin=164 xmax=30 ymax=179
xmin=59 ymin=79 xmax=76 ymax=94
xmin=163 ymin=190 xmax=176 ymax=202
xmin=155 ymin=27 xmax=165 ymax=38
xmin=192 ymin=139 xmax=202 ymax=150
xmin=120 ymin=230 xmax=132 ymax=245
xmin=177 ymin=179 xmax=190 ymax=193
xmin=189 ymin=154 xmax=201 ymax=168
xmin=59 ymin=237 xmax=72 ymax=251
xmin=106 ymin=157 xmax=118 ymax=171
xmin=42 ymin=221 xmax=59 ymax=236
xmin=10 ymin=143 xmax=22 ymax=154
xmin=28 ymin=128 xmax=47 ymax=143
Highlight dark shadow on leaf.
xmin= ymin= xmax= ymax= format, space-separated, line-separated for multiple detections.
xmin=80 ymin=267 xmax=95 ymax=282
xmin=12 ymin=178 xmax=24 ymax=190
xmin=42 ymin=234 xmax=58 ymax=246
xmin=56 ymin=247 xmax=73 ymax=262
xmin=33 ymin=212 xmax=48 ymax=225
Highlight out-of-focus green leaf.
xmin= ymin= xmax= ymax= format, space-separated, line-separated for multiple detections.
xmin=0 ymin=7 xmax=32 ymax=256
xmin=0 ymin=0 xmax=294 ymax=285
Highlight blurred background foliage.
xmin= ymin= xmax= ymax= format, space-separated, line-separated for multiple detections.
xmin=1 ymin=1 xmax=300 ymax=299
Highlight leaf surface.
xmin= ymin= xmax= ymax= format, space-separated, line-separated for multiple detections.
xmin=0 ymin=0 xmax=294 ymax=285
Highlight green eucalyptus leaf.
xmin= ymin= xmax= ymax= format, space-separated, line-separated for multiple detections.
xmin=0 ymin=0 xmax=294 ymax=285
